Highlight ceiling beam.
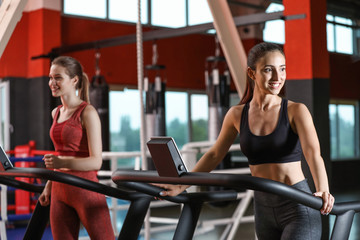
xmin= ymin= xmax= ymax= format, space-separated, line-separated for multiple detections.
xmin=36 ymin=11 xmax=304 ymax=59
xmin=0 ymin=0 xmax=28 ymax=59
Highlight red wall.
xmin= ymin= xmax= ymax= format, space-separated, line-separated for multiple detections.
xmin=59 ymin=16 xmax=217 ymax=90
xmin=0 ymin=13 xmax=29 ymax=77
xmin=1 ymin=8 xmax=360 ymax=98
xmin=329 ymin=53 xmax=360 ymax=99
xmin=0 ymin=9 xmax=61 ymax=78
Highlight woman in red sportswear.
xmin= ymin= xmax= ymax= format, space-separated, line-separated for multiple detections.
xmin=38 ymin=56 xmax=114 ymax=240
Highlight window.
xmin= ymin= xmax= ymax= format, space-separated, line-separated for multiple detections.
xmin=63 ymin=0 xmax=107 ymax=19
xmin=263 ymin=3 xmax=285 ymax=44
xmin=188 ymin=0 xmax=213 ymax=26
xmin=262 ymin=4 xmax=357 ymax=55
xmin=190 ymin=94 xmax=208 ymax=142
xmin=329 ymin=101 xmax=359 ymax=160
xmin=109 ymin=89 xmax=140 ymax=168
xmin=151 ymin=0 xmax=186 ymax=28
xmin=327 ymin=15 xmax=354 ymax=54
xmin=0 ymin=81 xmax=10 ymax=150
xmin=110 ymin=89 xmax=208 ymax=154
xmin=63 ymin=0 xmax=211 ymax=29
xmin=108 ymin=0 xmax=148 ymax=24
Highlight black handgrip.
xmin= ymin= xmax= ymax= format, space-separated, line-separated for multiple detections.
xmin=120 ymin=181 xmax=238 ymax=204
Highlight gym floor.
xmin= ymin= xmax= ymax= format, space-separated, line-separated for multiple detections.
xmin=5 ymin=189 xmax=360 ymax=240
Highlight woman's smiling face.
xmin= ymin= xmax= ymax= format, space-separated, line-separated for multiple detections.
xmin=249 ymin=50 xmax=286 ymax=96
xmin=49 ymin=64 xmax=77 ymax=97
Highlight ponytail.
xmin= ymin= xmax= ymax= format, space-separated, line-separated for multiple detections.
xmin=79 ymin=73 xmax=90 ymax=103
xmin=239 ymin=76 xmax=254 ymax=105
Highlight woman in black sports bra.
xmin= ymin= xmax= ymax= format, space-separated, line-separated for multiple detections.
xmin=157 ymin=42 xmax=334 ymax=239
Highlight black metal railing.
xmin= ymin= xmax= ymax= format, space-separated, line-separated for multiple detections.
xmin=112 ymin=169 xmax=360 ymax=240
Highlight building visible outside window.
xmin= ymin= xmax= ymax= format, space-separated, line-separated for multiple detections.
xmin=329 ymin=101 xmax=359 ymax=160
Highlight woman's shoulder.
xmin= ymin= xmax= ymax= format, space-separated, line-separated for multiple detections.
xmin=287 ymin=100 xmax=308 ymax=112
xmin=51 ymin=106 xmax=61 ymax=118
xmin=287 ymin=100 xmax=311 ymax=119
xmin=226 ymin=104 xmax=246 ymax=121
xmin=82 ymin=103 xmax=97 ymax=117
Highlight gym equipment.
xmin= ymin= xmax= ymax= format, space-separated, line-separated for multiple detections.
xmin=205 ymin=39 xmax=232 ymax=198
xmin=147 ymin=137 xmax=187 ymax=177
xmin=115 ymin=179 xmax=238 ymax=240
xmin=144 ymin=42 xmax=166 ymax=139
xmin=0 ymin=147 xmax=153 ymax=240
xmin=90 ymin=51 xmax=110 ymax=151
xmin=144 ymin=42 xmax=167 ymax=170
xmin=112 ymin=169 xmax=360 ymax=240
xmin=205 ymin=36 xmax=230 ymax=142
xmin=3 ymin=142 xmax=56 ymax=222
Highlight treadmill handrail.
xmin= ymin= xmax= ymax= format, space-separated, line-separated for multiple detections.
xmin=112 ymin=170 xmax=360 ymax=215
xmin=0 ymin=167 xmax=146 ymax=201
xmin=0 ymin=167 xmax=236 ymax=204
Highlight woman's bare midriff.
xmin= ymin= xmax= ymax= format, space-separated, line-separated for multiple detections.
xmin=249 ymin=161 xmax=305 ymax=186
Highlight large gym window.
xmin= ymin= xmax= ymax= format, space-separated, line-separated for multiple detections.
xmin=151 ymin=0 xmax=186 ymax=28
xmin=63 ymin=0 xmax=107 ymax=19
xmin=327 ymin=15 xmax=354 ymax=55
xmin=329 ymin=101 xmax=359 ymax=160
xmin=109 ymin=89 xmax=208 ymax=154
xmin=263 ymin=3 xmax=285 ymax=44
xmin=108 ymin=0 xmax=148 ymax=24
xmin=188 ymin=0 xmax=213 ymax=26
xmin=63 ymin=0 xmax=212 ymax=28
xmin=262 ymin=4 xmax=357 ymax=55
xmin=190 ymin=94 xmax=208 ymax=142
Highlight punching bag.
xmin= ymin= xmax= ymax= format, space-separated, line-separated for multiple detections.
xmin=89 ymin=75 xmax=110 ymax=152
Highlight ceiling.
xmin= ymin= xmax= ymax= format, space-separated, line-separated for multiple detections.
xmin=327 ymin=0 xmax=360 ymax=20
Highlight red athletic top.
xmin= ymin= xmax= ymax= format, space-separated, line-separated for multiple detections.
xmin=50 ymin=102 xmax=89 ymax=157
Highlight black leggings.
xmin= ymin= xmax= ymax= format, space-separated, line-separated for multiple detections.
xmin=254 ymin=179 xmax=321 ymax=240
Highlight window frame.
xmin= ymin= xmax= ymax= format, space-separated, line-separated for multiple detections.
xmin=0 ymin=80 xmax=10 ymax=150
xmin=62 ymin=0 xmax=213 ymax=29
xmin=326 ymin=14 xmax=357 ymax=55
xmin=108 ymin=86 xmax=209 ymax=151
xmin=329 ymin=99 xmax=360 ymax=161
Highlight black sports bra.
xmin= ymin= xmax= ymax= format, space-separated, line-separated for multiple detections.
xmin=239 ymin=99 xmax=302 ymax=165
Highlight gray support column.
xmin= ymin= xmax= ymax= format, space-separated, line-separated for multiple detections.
xmin=286 ymin=79 xmax=331 ymax=189
xmin=8 ymin=76 xmax=53 ymax=150
xmin=286 ymin=78 xmax=331 ymax=240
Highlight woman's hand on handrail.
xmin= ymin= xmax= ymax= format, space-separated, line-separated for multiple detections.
xmin=152 ymin=183 xmax=189 ymax=197
xmin=313 ymin=191 xmax=335 ymax=215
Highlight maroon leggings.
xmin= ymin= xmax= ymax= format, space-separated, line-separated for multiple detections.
xmin=50 ymin=170 xmax=114 ymax=240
